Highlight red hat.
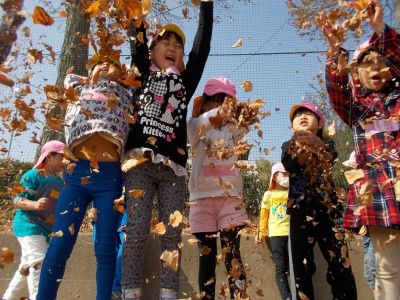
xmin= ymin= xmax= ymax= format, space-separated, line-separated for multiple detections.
xmin=289 ymin=102 xmax=325 ymax=125
xmin=34 ymin=140 xmax=65 ymax=169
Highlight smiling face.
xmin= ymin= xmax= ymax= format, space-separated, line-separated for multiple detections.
xmin=357 ymin=51 xmax=393 ymax=92
xmin=150 ymin=33 xmax=184 ymax=71
xmin=291 ymin=108 xmax=321 ymax=134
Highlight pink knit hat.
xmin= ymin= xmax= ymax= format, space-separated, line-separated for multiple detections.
xmin=203 ymin=77 xmax=237 ymax=97
xmin=34 ymin=140 xmax=65 ymax=169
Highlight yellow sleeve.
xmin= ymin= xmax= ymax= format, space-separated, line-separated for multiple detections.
xmin=258 ymin=208 xmax=269 ymax=239
xmin=260 ymin=191 xmax=271 ymax=210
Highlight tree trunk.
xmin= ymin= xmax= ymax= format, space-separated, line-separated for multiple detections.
xmin=39 ymin=0 xmax=90 ymax=147
xmin=0 ymin=0 xmax=25 ymax=65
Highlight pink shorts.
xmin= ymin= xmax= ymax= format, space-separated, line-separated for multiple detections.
xmin=189 ymin=196 xmax=249 ymax=233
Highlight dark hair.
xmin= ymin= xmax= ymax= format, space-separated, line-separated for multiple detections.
xmin=150 ymin=31 xmax=184 ymax=50
xmin=292 ymin=107 xmax=325 ymax=139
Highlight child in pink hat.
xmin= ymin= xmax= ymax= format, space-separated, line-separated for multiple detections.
xmin=319 ymin=0 xmax=400 ymax=298
xmin=187 ymin=77 xmax=249 ymax=299
xmin=257 ymin=162 xmax=291 ymax=299
xmin=2 ymin=140 xmax=65 ymax=300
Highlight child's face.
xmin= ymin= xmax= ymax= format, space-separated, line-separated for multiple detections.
xmin=150 ymin=34 xmax=184 ymax=71
xmin=274 ymin=172 xmax=289 ymax=187
xmin=92 ymin=62 xmax=111 ymax=79
xmin=357 ymin=51 xmax=393 ymax=92
xmin=291 ymin=108 xmax=320 ymax=134
xmin=46 ymin=153 xmax=65 ymax=173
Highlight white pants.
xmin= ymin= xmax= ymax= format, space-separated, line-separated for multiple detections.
xmin=2 ymin=235 xmax=48 ymax=300
xmin=369 ymin=226 xmax=400 ymax=300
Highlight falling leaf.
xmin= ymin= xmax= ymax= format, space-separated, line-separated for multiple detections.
xmin=152 ymin=222 xmax=166 ymax=235
xmin=88 ymin=208 xmax=97 ymax=222
xmin=84 ymin=1 xmax=102 ymax=18
xmin=179 ymin=6 xmax=189 ymax=18
xmin=11 ymin=183 xmax=24 ymax=196
xmin=232 ymin=38 xmax=243 ymax=48
xmin=187 ymin=238 xmax=199 ymax=245
xmin=128 ymin=189 xmax=144 ymax=198
xmin=240 ymin=80 xmax=253 ymax=92
xmin=177 ymin=148 xmax=186 ymax=155
xmin=147 ymin=136 xmax=157 ymax=145
xmin=123 ymin=112 xmax=137 ymax=124
xmin=0 ymin=73 xmax=14 ymax=87
xmin=168 ymin=210 xmax=183 ymax=228
xmin=344 ymin=169 xmax=364 ymax=184
xmin=68 ymin=224 xmax=75 ymax=235
xmin=32 ymin=6 xmax=54 ymax=26
xmin=1 ymin=247 xmax=14 ymax=266
xmin=59 ymin=10 xmax=68 ymax=17
xmin=201 ymin=245 xmax=212 ymax=256
xmin=113 ymin=204 xmax=125 ymax=214
xmin=160 ymin=250 xmax=179 ymax=272
xmin=50 ymin=230 xmax=63 ymax=238
xmin=358 ymin=225 xmax=367 ymax=236
xmin=256 ymin=289 xmax=264 ymax=297
xmin=66 ymin=163 xmax=76 ymax=175
xmin=191 ymin=0 xmax=201 ymax=5
xmin=66 ymin=66 xmax=74 ymax=75
xmin=81 ymin=176 xmax=90 ymax=185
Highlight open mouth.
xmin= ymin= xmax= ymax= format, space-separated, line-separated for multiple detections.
xmin=165 ymin=55 xmax=175 ymax=63
xmin=370 ymin=73 xmax=382 ymax=82
xmin=300 ymin=121 xmax=308 ymax=126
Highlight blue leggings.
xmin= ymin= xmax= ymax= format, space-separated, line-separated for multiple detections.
xmin=37 ymin=160 xmax=122 ymax=300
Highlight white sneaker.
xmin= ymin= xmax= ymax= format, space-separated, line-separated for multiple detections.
xmin=122 ymin=288 xmax=141 ymax=300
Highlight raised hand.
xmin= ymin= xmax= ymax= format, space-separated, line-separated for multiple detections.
xmin=316 ymin=12 xmax=343 ymax=56
xmin=366 ymin=0 xmax=385 ymax=34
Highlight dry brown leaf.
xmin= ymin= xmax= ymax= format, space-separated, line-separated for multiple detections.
xmin=177 ymin=148 xmax=186 ymax=155
xmin=50 ymin=230 xmax=63 ymax=238
xmin=81 ymin=176 xmax=90 ymax=185
xmin=328 ymin=119 xmax=336 ymax=136
xmin=147 ymin=136 xmax=157 ymax=145
xmin=1 ymin=247 xmax=14 ymax=265
xmin=187 ymin=238 xmax=199 ymax=245
xmin=152 ymin=222 xmax=166 ymax=235
xmin=68 ymin=224 xmax=75 ymax=235
xmin=168 ymin=210 xmax=183 ymax=228
xmin=232 ymin=38 xmax=243 ymax=48
xmin=128 ymin=189 xmax=144 ymax=198
xmin=88 ymin=207 xmax=97 ymax=222
xmin=240 ymin=80 xmax=253 ymax=92
xmin=160 ymin=249 xmax=179 ymax=272
xmin=182 ymin=6 xmax=189 ymax=18
xmin=0 ymin=73 xmax=14 ymax=87
xmin=32 ymin=6 xmax=54 ymax=26
xmin=11 ymin=183 xmax=24 ymax=196
xmin=344 ymin=169 xmax=364 ymax=185
xmin=20 ymin=265 xmax=30 ymax=276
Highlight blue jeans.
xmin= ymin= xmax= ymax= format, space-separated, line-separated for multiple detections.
xmin=37 ymin=160 xmax=122 ymax=300
xmin=363 ymin=235 xmax=376 ymax=289
xmin=112 ymin=212 xmax=127 ymax=292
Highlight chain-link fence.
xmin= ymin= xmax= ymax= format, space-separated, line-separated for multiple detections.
xmin=0 ymin=0 xmax=399 ymax=219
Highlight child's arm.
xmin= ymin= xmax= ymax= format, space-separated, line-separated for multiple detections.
xmin=183 ymin=0 xmax=213 ymax=100
xmin=316 ymin=12 xmax=353 ymax=126
xmin=13 ymin=169 xmax=49 ymax=211
xmin=368 ymin=1 xmax=400 ymax=78
xmin=257 ymin=191 xmax=270 ymax=242
xmin=64 ymin=73 xmax=88 ymax=89
xmin=15 ymin=198 xmax=50 ymax=211
xmin=129 ymin=21 xmax=150 ymax=78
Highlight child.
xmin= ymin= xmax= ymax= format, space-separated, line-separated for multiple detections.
xmin=281 ymin=102 xmax=357 ymax=300
xmin=37 ymin=59 xmax=133 ymax=300
xmin=121 ymin=1 xmax=213 ymax=299
xmin=2 ymin=140 xmax=65 ymax=300
xmin=187 ymin=77 xmax=248 ymax=300
xmin=257 ymin=163 xmax=291 ymax=300
xmin=319 ymin=1 xmax=400 ymax=298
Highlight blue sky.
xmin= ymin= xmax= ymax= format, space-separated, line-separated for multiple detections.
xmin=0 ymin=0 xmax=398 ymax=164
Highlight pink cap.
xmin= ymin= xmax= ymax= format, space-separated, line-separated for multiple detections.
xmin=289 ymin=102 xmax=325 ymax=125
xmin=34 ymin=140 xmax=65 ymax=169
xmin=269 ymin=162 xmax=286 ymax=187
xmin=203 ymin=77 xmax=237 ymax=97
